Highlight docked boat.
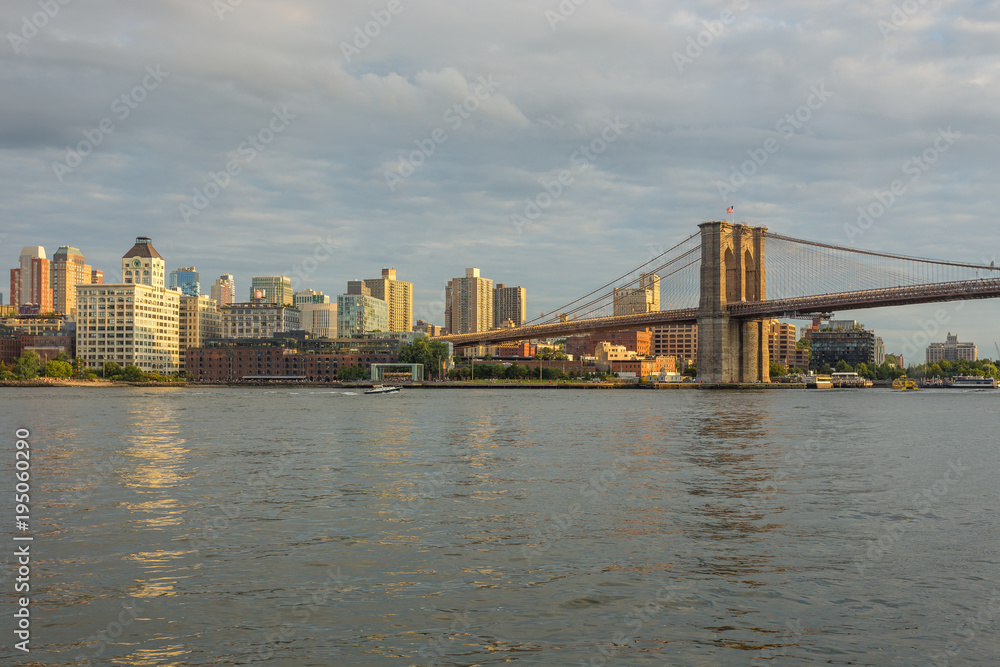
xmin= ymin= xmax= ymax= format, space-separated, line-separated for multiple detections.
xmin=892 ymin=377 xmax=918 ymax=391
xmin=946 ymin=376 xmax=998 ymax=388
xmin=364 ymin=384 xmax=401 ymax=394
xmin=803 ymin=373 xmax=832 ymax=389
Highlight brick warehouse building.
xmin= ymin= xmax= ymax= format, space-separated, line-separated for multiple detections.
xmin=186 ymin=346 xmax=399 ymax=382
xmin=565 ymin=330 xmax=652 ymax=358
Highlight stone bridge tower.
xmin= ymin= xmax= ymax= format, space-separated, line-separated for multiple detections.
xmin=697 ymin=222 xmax=769 ymax=383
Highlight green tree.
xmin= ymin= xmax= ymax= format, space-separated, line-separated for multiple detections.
xmin=103 ymin=361 xmax=122 ymax=378
xmin=14 ymin=351 xmax=43 ymax=380
xmin=398 ymin=338 xmax=452 ymax=379
xmin=121 ymin=365 xmax=144 ymax=382
xmin=820 ymin=363 xmax=833 ymax=374
xmin=682 ymin=363 xmax=697 ymax=378
xmin=796 ymin=338 xmax=812 ymax=349
xmin=338 ymin=365 xmax=368 ymax=381
xmin=834 ymin=360 xmax=852 ymax=373
xmin=769 ymin=361 xmax=787 ymax=377
xmin=45 ymin=360 xmax=73 ymax=378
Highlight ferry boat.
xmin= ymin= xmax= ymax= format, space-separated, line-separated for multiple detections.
xmin=946 ymin=376 xmax=998 ymax=388
xmin=830 ymin=372 xmax=873 ymax=388
xmin=892 ymin=377 xmax=918 ymax=391
xmin=364 ymin=384 xmax=401 ymax=395
xmin=803 ymin=373 xmax=832 ymax=389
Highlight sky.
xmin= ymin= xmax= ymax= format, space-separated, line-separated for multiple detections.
xmin=2 ymin=0 xmax=999 ymax=361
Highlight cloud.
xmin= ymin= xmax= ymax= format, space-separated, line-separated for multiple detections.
xmin=1 ymin=0 xmax=999 ymax=350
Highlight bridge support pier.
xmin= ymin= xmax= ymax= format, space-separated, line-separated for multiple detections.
xmin=697 ymin=221 xmax=770 ymax=383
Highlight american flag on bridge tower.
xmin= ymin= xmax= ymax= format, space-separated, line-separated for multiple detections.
xmin=726 ymin=206 xmax=734 ymax=214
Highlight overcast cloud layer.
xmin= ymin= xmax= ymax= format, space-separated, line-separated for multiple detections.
xmin=2 ymin=0 xmax=999 ymax=357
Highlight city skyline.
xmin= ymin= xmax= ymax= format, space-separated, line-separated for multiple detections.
xmin=2 ymin=2 xmax=999 ymax=351
xmin=1 ymin=233 xmax=994 ymax=360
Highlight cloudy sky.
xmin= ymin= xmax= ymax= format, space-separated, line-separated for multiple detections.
xmin=2 ymin=0 xmax=999 ymax=358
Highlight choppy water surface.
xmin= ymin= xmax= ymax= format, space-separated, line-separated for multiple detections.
xmin=1 ymin=387 xmax=999 ymax=665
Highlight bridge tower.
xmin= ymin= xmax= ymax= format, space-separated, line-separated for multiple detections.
xmin=697 ymin=221 xmax=769 ymax=383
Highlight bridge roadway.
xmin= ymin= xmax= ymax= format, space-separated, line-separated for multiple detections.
xmin=434 ymin=278 xmax=1000 ymax=347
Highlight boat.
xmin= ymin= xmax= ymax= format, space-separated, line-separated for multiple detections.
xmin=892 ymin=377 xmax=918 ymax=391
xmin=946 ymin=376 xmax=998 ymax=388
xmin=803 ymin=373 xmax=832 ymax=389
xmin=364 ymin=384 xmax=401 ymax=394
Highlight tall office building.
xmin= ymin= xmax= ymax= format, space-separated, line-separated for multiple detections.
xmin=493 ymin=284 xmax=527 ymax=328
xmin=10 ymin=246 xmax=52 ymax=312
xmin=251 ymin=276 xmax=293 ymax=306
xmin=51 ymin=246 xmax=94 ymax=316
xmin=652 ymin=323 xmax=698 ymax=363
xmin=211 ymin=274 xmax=236 ymax=306
xmin=613 ymin=273 xmax=660 ymax=316
xmin=445 ymin=268 xmax=493 ymax=335
xmin=169 ymin=267 xmax=201 ymax=296
xmin=295 ymin=289 xmax=337 ymax=338
xmin=363 ymin=268 xmax=413 ymax=333
xmin=75 ymin=236 xmax=180 ymax=372
xmin=926 ymin=332 xmax=977 ymax=364
xmin=178 ymin=295 xmax=221 ymax=368
xmin=220 ymin=303 xmax=301 ymax=338
xmin=338 ymin=293 xmax=388 ymax=336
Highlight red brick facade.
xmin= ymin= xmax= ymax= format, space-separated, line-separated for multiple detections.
xmin=565 ymin=330 xmax=652 ymax=358
xmin=185 ymin=347 xmax=399 ymax=381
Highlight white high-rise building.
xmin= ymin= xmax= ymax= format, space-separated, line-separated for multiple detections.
xmin=295 ymin=289 xmax=337 ymax=338
xmin=75 ymin=237 xmax=180 ymax=372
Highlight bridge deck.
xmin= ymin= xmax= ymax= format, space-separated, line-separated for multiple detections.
xmin=434 ymin=278 xmax=1000 ymax=347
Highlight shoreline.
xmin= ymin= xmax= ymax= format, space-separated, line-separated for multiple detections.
xmin=2 ymin=379 xmax=813 ymax=390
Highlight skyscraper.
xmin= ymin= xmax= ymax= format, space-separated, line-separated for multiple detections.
xmin=251 ymin=276 xmax=293 ymax=306
xmin=493 ymin=284 xmax=527 ymax=328
xmin=75 ymin=236 xmax=180 ymax=372
xmin=211 ymin=274 xmax=235 ymax=306
xmin=10 ymin=246 xmax=51 ymax=312
xmin=169 ymin=267 xmax=201 ymax=296
xmin=51 ymin=246 xmax=94 ymax=316
xmin=363 ymin=268 xmax=413 ymax=333
xmin=445 ymin=268 xmax=493 ymax=335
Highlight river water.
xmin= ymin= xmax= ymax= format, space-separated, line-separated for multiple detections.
xmin=1 ymin=386 xmax=998 ymax=666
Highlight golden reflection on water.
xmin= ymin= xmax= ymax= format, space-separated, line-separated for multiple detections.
xmin=119 ymin=398 xmax=188 ymax=490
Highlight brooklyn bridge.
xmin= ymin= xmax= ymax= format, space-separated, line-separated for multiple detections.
xmin=433 ymin=221 xmax=1000 ymax=382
